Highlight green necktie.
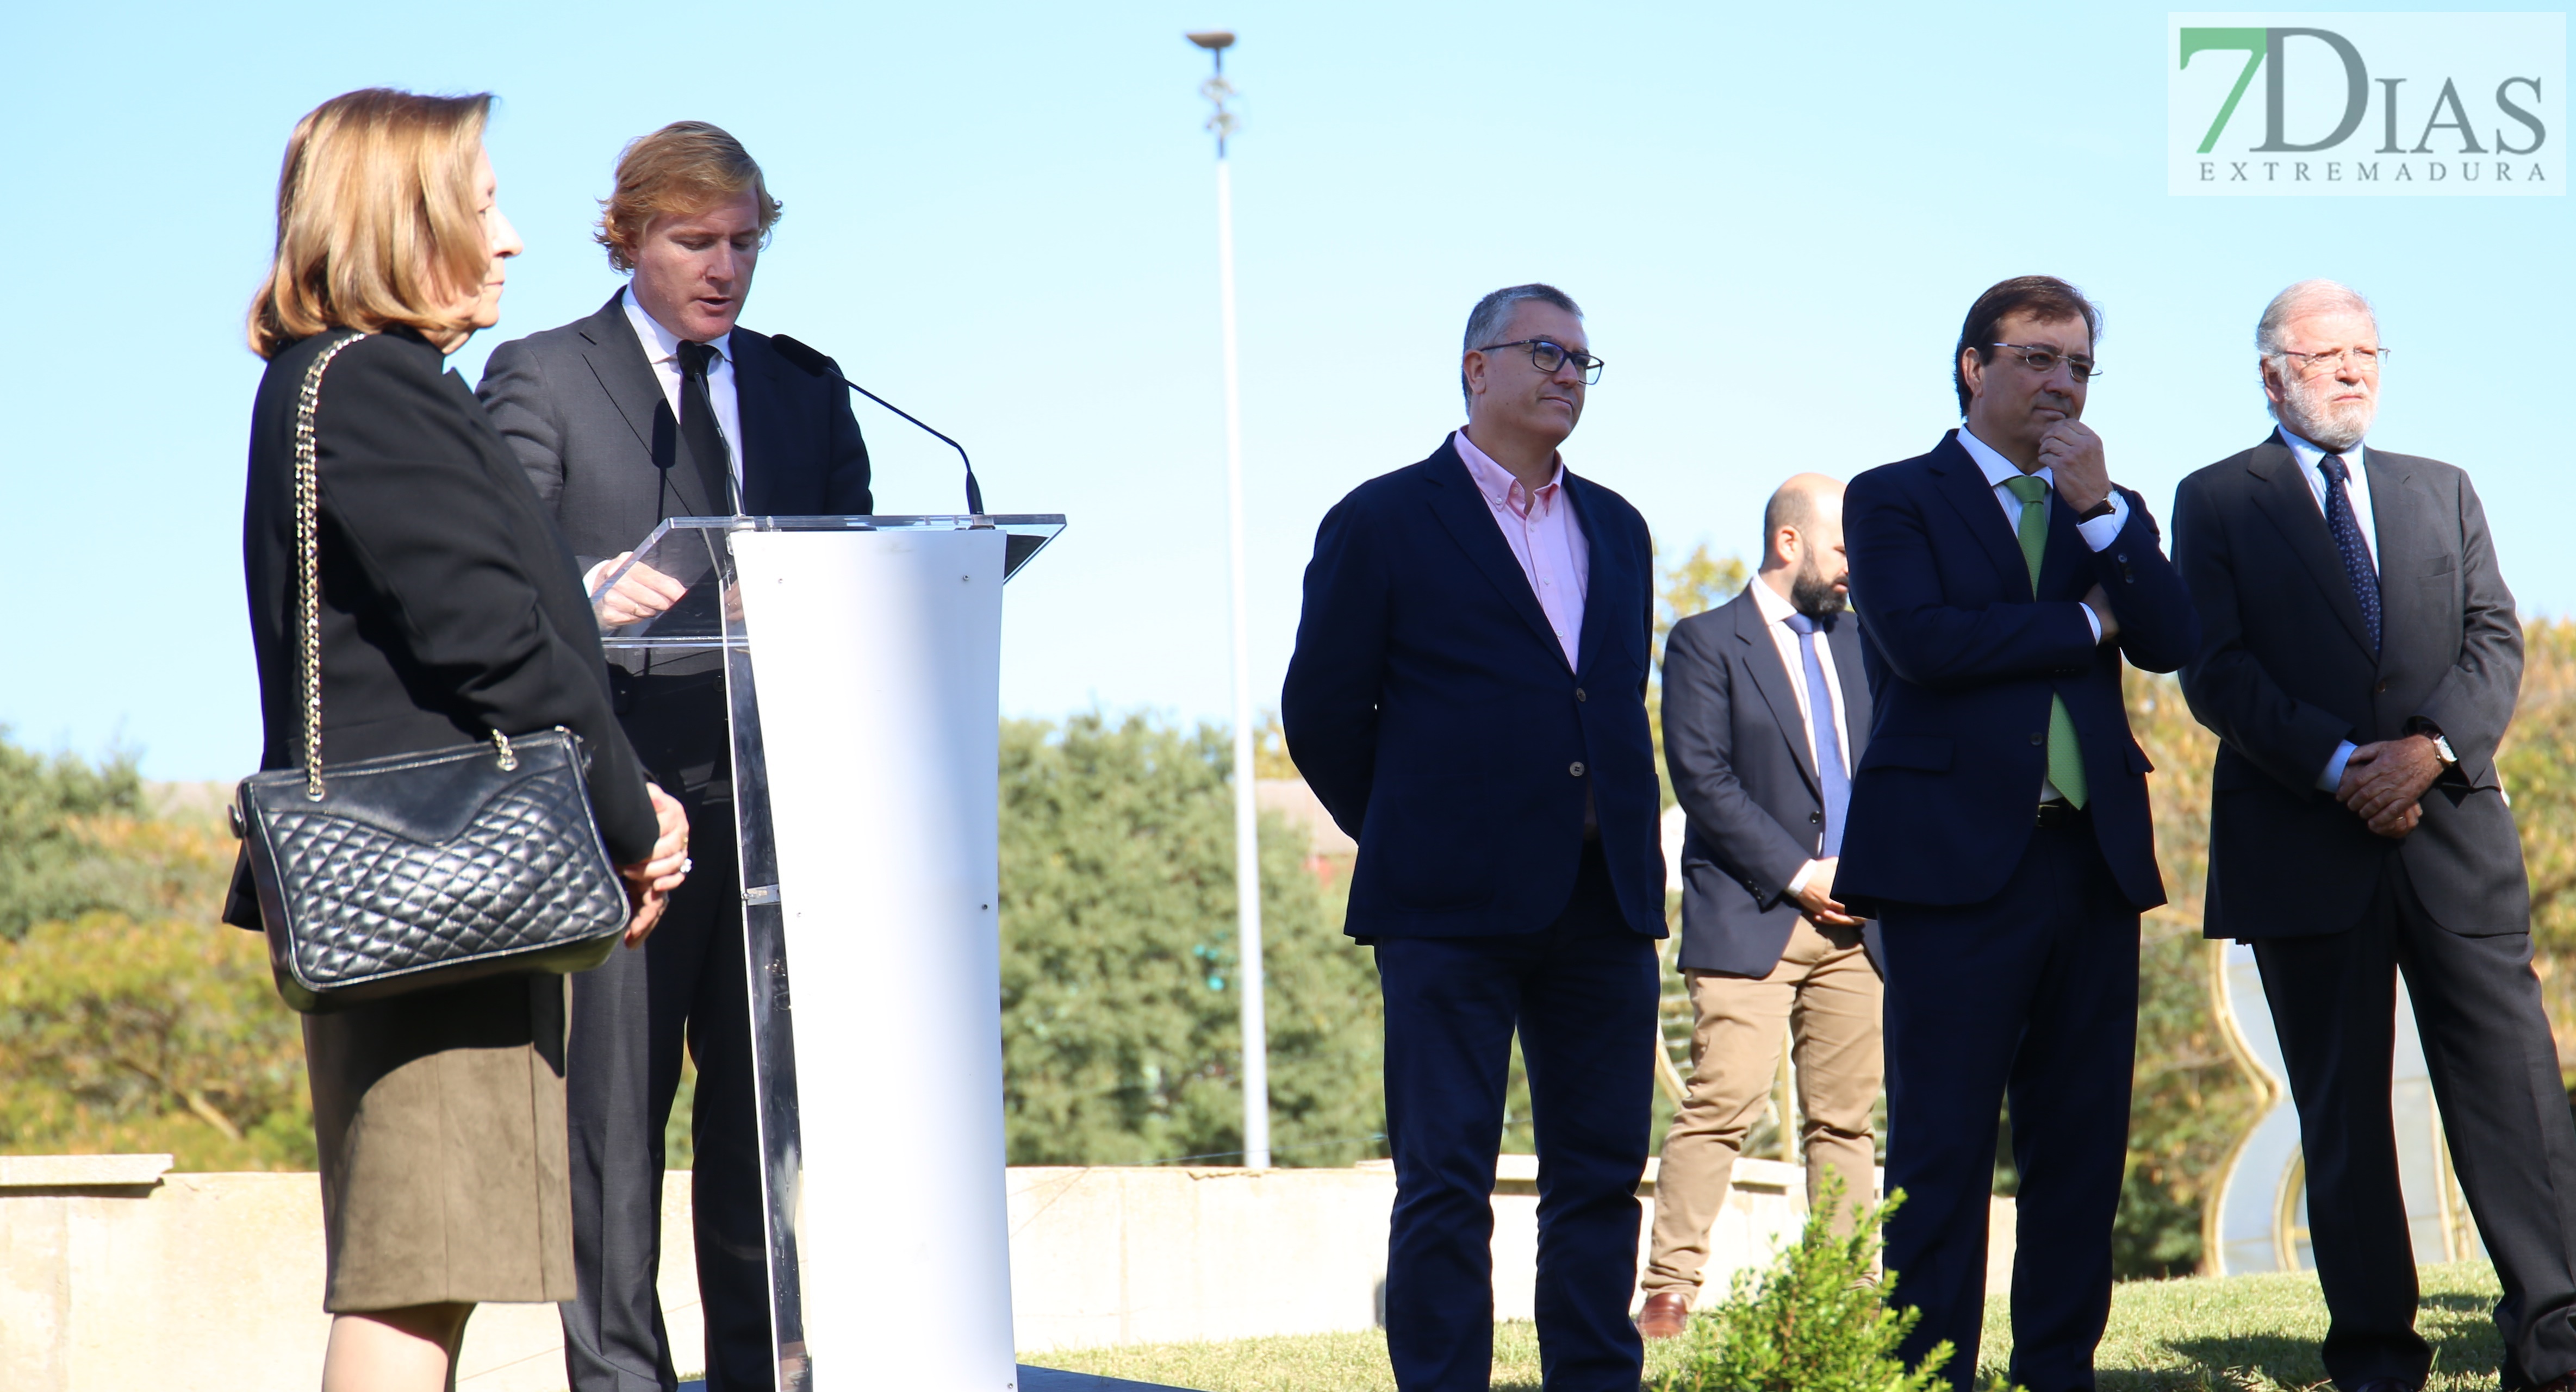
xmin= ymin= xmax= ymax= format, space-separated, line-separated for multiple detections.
xmin=2003 ymin=474 xmax=2087 ymax=808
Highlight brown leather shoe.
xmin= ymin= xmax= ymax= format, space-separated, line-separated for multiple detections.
xmin=1636 ymin=1290 xmax=1692 ymax=1339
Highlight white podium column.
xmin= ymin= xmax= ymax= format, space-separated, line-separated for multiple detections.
xmin=731 ymin=527 xmax=1015 ymax=1389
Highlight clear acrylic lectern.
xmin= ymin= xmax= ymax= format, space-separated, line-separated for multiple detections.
xmin=595 ymin=514 xmax=1064 ymax=1392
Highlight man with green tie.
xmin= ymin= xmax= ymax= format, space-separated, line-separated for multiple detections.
xmin=1835 ymin=277 xmax=2201 ymax=1390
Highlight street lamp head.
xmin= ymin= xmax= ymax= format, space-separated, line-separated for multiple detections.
xmin=1186 ymin=30 xmax=1236 ymax=51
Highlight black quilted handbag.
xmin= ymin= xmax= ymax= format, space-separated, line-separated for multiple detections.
xmin=231 ymin=332 xmax=631 ymax=1013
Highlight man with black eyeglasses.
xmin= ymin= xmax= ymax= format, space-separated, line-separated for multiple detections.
xmin=2177 ymin=282 xmax=2576 ymax=1392
xmin=1835 ymin=276 xmax=2199 ymax=1391
xmin=1285 ymin=283 xmax=1666 ymax=1392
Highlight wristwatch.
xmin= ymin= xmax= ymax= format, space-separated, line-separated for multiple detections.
xmin=2077 ymin=497 xmax=2117 ymax=522
xmin=2410 ymin=719 xmax=2459 ymax=765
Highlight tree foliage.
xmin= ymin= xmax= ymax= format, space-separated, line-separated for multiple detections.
xmin=0 ymin=797 xmax=314 ymax=1169
xmin=0 ymin=733 xmax=151 ymax=942
xmin=999 ymin=712 xmax=1385 ymax=1167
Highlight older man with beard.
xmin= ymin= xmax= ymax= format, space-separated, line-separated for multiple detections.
xmin=2176 ymin=280 xmax=2576 ymax=1392
xmin=1637 ymin=473 xmax=1878 ymax=1338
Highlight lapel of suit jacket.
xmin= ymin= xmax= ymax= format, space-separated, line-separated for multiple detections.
xmin=577 ymin=291 xmax=718 ymax=519
xmin=2034 ymin=475 xmax=2089 ymax=601
xmin=1731 ymin=589 xmax=1820 ymax=794
xmin=1422 ymin=439 xmax=1570 ymax=671
xmin=1827 ymin=612 xmax=1870 ymax=742
xmin=730 ymin=330 xmax=780 ymax=515
xmin=1563 ymin=471 xmax=1626 ymax=679
xmin=2363 ymin=450 xmax=2435 ymax=657
xmin=1926 ymin=431 xmax=2036 ymax=598
xmin=2247 ymin=432 xmax=2375 ymax=658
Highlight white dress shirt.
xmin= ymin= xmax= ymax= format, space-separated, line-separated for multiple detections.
xmin=621 ymin=286 xmax=743 ymax=497
xmin=1955 ymin=426 xmax=2127 ymax=802
xmin=1747 ymin=578 xmax=1850 ymax=897
xmin=2279 ymin=427 xmax=2381 ymax=791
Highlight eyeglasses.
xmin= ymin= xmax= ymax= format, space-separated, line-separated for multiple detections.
xmin=1991 ymin=343 xmax=2101 ymax=382
xmin=2276 ymin=346 xmax=2388 ymax=377
xmin=1477 ymin=339 xmax=1606 ymax=384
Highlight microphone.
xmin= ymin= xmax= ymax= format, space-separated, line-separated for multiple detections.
xmin=767 ymin=334 xmax=984 ymax=515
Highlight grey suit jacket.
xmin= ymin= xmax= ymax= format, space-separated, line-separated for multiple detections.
xmin=1662 ymin=586 xmax=1877 ymax=976
xmin=476 ymin=292 xmax=873 ymax=576
xmin=2176 ymin=430 xmax=2527 ymax=939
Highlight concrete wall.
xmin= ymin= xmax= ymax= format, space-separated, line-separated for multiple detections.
xmin=2 ymin=1153 xmax=2012 ymax=1388
xmin=1006 ymin=1154 xmax=2015 ymax=1352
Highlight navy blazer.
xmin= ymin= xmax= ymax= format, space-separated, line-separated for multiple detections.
xmin=1837 ymin=431 xmax=2200 ymax=914
xmin=1281 ymin=438 xmax=1666 ymax=940
xmin=2176 ymin=433 xmax=2527 ymax=940
xmin=1663 ymin=588 xmax=1878 ymax=975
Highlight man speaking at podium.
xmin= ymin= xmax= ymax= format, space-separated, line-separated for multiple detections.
xmin=478 ymin=122 xmax=873 ymax=1392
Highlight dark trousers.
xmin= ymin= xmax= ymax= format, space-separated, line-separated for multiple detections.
xmin=562 ymin=678 xmax=771 ymax=1392
xmin=2253 ymin=858 xmax=2576 ymax=1391
xmin=1373 ymin=842 xmax=1662 ymax=1392
xmin=1880 ymin=820 xmax=2139 ymax=1392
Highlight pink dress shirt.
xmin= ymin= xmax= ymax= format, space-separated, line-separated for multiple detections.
xmin=1454 ymin=429 xmax=1590 ymax=669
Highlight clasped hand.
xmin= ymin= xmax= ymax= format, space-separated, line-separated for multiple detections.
xmin=2336 ymin=734 xmax=2441 ymax=840
xmin=1793 ymin=857 xmax=1863 ymax=928
xmin=617 ymin=783 xmax=692 ymax=946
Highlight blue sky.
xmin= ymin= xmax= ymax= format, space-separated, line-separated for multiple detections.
xmin=10 ymin=2 xmax=2571 ymax=779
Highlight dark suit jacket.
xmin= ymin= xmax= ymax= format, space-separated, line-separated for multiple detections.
xmin=1838 ymin=430 xmax=2200 ymax=914
xmin=1281 ymin=438 xmax=1665 ymax=940
xmin=2175 ymin=431 xmax=2527 ymax=939
xmin=226 ymin=328 xmax=659 ymax=926
xmin=1663 ymin=587 xmax=1877 ymax=975
xmin=476 ymin=292 xmax=873 ymax=575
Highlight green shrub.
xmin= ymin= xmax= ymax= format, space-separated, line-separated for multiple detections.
xmin=1653 ymin=1175 xmax=1952 ymax=1392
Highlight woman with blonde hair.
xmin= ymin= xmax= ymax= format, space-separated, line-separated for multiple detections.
xmin=228 ymin=88 xmax=689 ymax=1391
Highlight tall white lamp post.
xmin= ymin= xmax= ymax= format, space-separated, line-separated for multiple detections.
xmin=1187 ymin=27 xmax=1268 ymax=1170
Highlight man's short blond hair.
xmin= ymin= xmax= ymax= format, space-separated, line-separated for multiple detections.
xmin=246 ymin=89 xmax=493 ymax=360
xmin=595 ymin=122 xmax=781 ymax=272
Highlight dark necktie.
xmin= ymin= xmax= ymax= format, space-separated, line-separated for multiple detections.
xmin=1781 ymin=613 xmax=1850 ymax=858
xmin=2317 ymin=453 xmax=2380 ymax=654
xmin=677 ymin=340 xmax=736 ymax=515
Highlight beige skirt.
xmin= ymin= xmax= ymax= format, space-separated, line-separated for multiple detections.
xmin=302 ymin=973 xmax=575 ymax=1311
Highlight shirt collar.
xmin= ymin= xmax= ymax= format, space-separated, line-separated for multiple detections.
xmin=1453 ymin=428 xmax=1566 ymax=519
xmin=1747 ymin=575 xmax=1795 ymax=626
xmin=1956 ymin=424 xmax=2051 ymax=491
xmin=2279 ymin=426 xmax=2366 ymax=476
xmin=621 ymin=285 xmax=732 ymax=366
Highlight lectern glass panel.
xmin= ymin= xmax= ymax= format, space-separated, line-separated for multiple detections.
xmin=595 ymin=514 xmax=1065 ymax=651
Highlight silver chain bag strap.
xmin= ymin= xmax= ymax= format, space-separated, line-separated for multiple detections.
xmin=231 ymin=332 xmax=631 ymax=1013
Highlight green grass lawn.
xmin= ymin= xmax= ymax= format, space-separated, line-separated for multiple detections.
xmin=1026 ymin=1260 xmax=2505 ymax=1391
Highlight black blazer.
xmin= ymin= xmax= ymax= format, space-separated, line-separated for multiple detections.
xmin=2175 ymin=430 xmax=2528 ymax=939
xmin=1281 ymin=438 xmax=1666 ymax=940
xmin=225 ymin=328 xmax=659 ymax=926
xmin=1663 ymin=587 xmax=1877 ymax=976
xmin=476 ymin=292 xmax=873 ymax=575
xmin=1838 ymin=431 xmax=2201 ymax=914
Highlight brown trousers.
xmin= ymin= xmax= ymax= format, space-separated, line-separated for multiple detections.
xmin=1642 ymin=916 xmax=1882 ymax=1299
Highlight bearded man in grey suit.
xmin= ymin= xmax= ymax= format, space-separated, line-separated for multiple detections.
xmin=477 ymin=121 xmax=871 ymax=1392
xmin=2176 ymin=279 xmax=2576 ymax=1392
